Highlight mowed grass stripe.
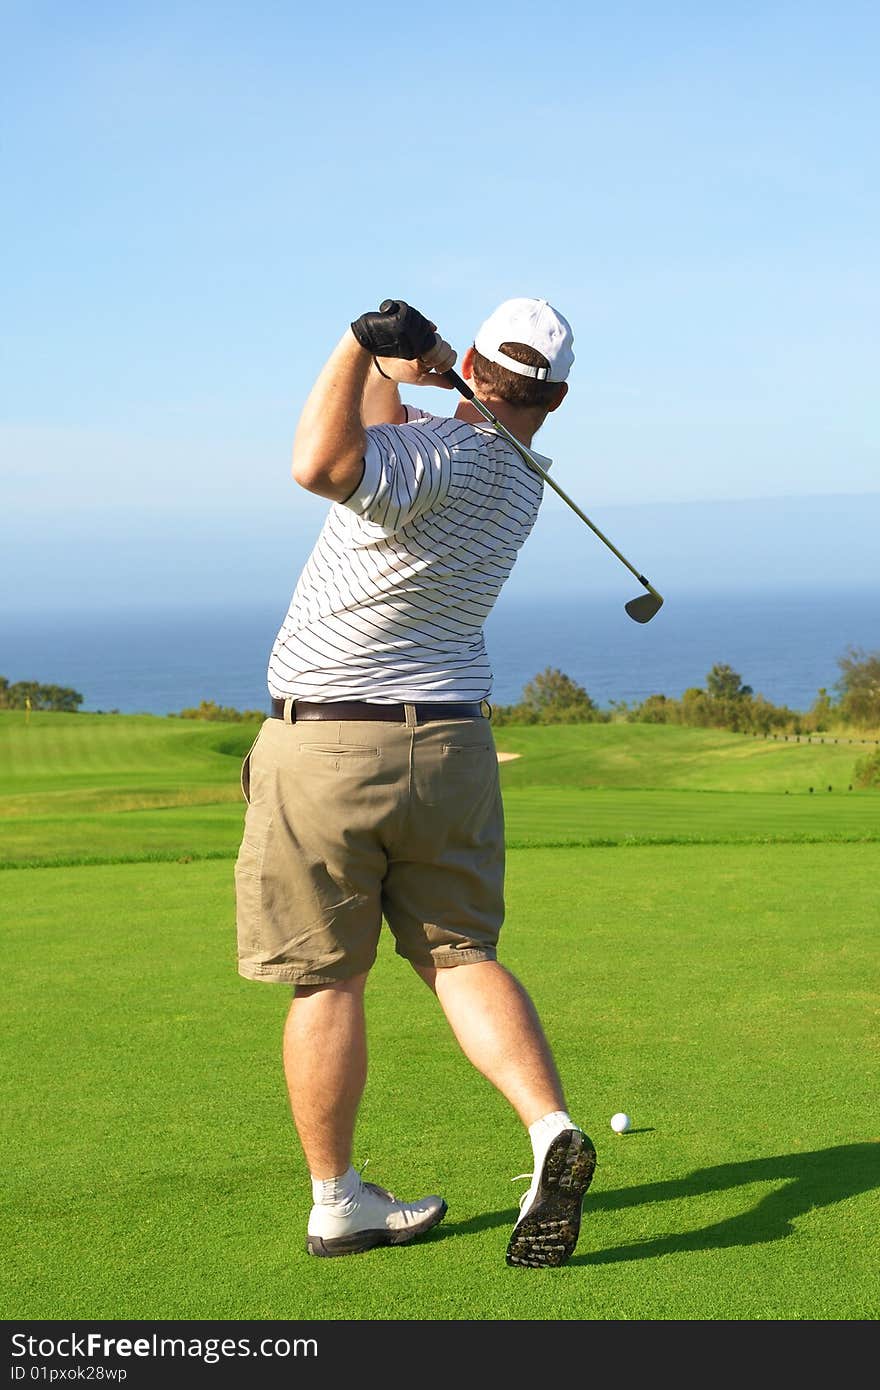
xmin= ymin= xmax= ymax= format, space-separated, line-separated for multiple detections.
xmin=0 ymin=803 xmax=245 ymax=867
xmin=0 ymin=711 xmax=250 ymax=788
xmin=2 ymin=846 xmax=877 ymax=1320
xmin=2 ymin=786 xmax=877 ymax=869
xmin=502 ymin=787 xmax=880 ymax=846
xmin=4 ymin=712 xmax=879 ymax=800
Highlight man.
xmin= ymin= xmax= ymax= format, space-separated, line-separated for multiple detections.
xmin=235 ymin=297 xmax=596 ymax=1268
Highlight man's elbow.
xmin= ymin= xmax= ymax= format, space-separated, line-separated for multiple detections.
xmin=291 ymin=451 xmax=324 ymax=490
xmin=291 ymin=448 xmax=364 ymax=501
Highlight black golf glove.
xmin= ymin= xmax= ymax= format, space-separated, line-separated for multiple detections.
xmin=350 ymin=299 xmax=437 ymax=360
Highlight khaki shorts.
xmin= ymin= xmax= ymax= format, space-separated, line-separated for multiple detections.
xmin=234 ymin=713 xmax=504 ymax=986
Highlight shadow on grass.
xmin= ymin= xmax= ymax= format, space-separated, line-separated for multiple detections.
xmin=572 ymin=1142 xmax=878 ymax=1266
xmin=433 ymin=1143 xmax=878 ymax=1262
xmin=429 ymin=1207 xmax=520 ymax=1241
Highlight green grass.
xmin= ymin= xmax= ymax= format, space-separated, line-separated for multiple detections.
xmin=2 ymin=713 xmax=877 ymax=867
xmin=494 ymin=721 xmax=880 ymax=792
xmin=502 ymin=786 xmax=879 ymax=847
xmin=2 ymin=788 xmax=875 ymax=871
xmin=0 ymin=710 xmax=251 ymax=796
xmin=1 ymin=709 xmax=878 ymax=1320
xmin=2 ymin=847 xmax=877 ymax=1321
xmin=0 ymin=711 xmax=253 ymax=866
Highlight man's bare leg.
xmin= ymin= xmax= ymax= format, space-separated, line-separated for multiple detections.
xmin=414 ymin=958 xmax=595 ymax=1268
xmin=412 ymin=959 xmax=566 ymax=1123
xmin=283 ymin=971 xmax=447 ymax=1256
xmin=282 ymin=973 xmax=368 ymax=1178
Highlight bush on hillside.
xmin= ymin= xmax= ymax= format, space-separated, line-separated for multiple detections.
xmin=632 ymin=693 xmax=674 ymax=724
xmin=492 ymin=668 xmax=608 ymax=726
xmin=835 ymin=648 xmax=880 ymax=728
xmin=853 ymin=749 xmax=880 ymax=788
xmin=808 ymin=687 xmax=835 ymax=733
xmin=173 ymin=699 xmax=264 ymax=722
xmin=625 ymin=665 xmax=799 ymax=734
xmin=617 ymin=651 xmax=878 ymax=735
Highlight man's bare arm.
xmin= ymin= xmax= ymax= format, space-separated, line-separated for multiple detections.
xmin=292 ymin=331 xmax=372 ymax=502
xmin=292 ymin=303 xmax=456 ymax=502
xmin=361 ymin=358 xmax=406 ymax=428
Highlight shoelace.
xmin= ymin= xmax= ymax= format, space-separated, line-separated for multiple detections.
xmin=362 ymin=1181 xmax=396 ymax=1202
xmin=356 ymin=1159 xmax=397 ymax=1203
xmin=511 ymin=1173 xmax=535 ymax=1210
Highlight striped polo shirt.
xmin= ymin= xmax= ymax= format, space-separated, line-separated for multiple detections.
xmin=267 ymin=404 xmax=550 ymax=703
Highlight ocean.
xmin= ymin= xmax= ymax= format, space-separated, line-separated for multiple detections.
xmin=2 ymin=587 xmax=877 ymax=717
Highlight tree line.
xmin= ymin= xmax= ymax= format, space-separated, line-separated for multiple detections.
xmin=492 ymin=648 xmax=880 ymax=735
xmin=0 ymin=678 xmax=83 ymax=712
xmin=4 ymin=648 xmax=878 ymax=737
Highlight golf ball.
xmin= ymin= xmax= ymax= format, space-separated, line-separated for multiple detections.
xmin=610 ymin=1112 xmax=631 ymax=1134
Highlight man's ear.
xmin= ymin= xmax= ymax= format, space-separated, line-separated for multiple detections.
xmin=547 ymin=382 xmax=568 ymax=413
xmin=462 ymin=344 xmax=476 ymax=380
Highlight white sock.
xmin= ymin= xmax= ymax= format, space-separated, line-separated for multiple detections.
xmin=310 ymin=1165 xmax=361 ymax=1208
xmin=528 ymin=1110 xmax=577 ymax=1168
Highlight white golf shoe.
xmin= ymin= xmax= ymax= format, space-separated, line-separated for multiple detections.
xmin=306 ymin=1178 xmax=447 ymax=1258
xmin=506 ymin=1128 xmax=597 ymax=1269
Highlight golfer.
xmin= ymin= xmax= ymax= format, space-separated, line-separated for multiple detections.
xmin=235 ymin=297 xmax=596 ymax=1268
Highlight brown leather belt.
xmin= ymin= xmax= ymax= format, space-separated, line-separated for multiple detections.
xmin=270 ymin=697 xmax=486 ymax=723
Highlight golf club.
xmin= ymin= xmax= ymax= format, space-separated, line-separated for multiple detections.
xmin=440 ymin=366 xmax=664 ymax=624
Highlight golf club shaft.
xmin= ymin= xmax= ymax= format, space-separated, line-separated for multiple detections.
xmin=441 ymin=368 xmax=662 ymax=602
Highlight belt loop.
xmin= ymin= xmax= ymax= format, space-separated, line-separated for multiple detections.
xmin=404 ymin=702 xmax=418 ymax=728
xmin=480 ymin=699 xmax=493 ymax=720
xmin=283 ymin=697 xmax=295 ymax=724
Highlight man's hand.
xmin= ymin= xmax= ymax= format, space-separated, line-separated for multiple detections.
xmin=372 ymin=340 xmax=457 ymax=389
xmin=351 ymin=299 xmax=452 ymax=365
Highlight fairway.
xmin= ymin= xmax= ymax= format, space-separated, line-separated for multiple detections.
xmin=2 ymin=712 xmax=878 ymax=1321
xmin=2 ymin=713 xmax=878 ymax=867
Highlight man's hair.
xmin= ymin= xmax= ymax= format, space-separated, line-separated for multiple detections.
xmin=471 ymin=341 xmax=561 ymax=409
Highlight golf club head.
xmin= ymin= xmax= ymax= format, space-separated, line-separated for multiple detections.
xmin=625 ymin=592 xmax=664 ymax=624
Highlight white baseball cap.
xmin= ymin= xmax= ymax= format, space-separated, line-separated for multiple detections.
xmin=474 ymin=297 xmax=574 ymax=382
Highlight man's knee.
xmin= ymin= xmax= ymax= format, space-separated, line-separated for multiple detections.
xmin=293 ymin=970 xmax=370 ymax=1001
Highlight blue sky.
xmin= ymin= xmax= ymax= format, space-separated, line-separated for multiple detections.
xmin=2 ymin=1 xmax=878 ymax=609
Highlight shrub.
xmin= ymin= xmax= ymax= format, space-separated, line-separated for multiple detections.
xmin=174 ymin=699 xmax=264 ymax=722
xmin=627 ymin=693 xmax=673 ymax=724
xmin=492 ymin=668 xmax=607 ymax=726
xmin=853 ymin=749 xmax=880 ymax=788
xmin=626 ymin=669 xmax=799 ymax=733
xmin=836 ymin=648 xmax=880 ymax=728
